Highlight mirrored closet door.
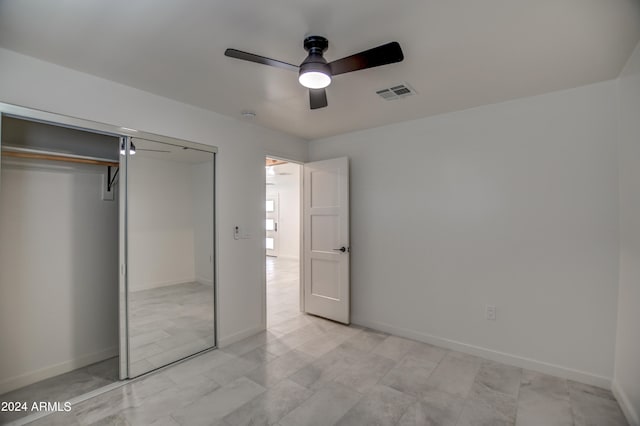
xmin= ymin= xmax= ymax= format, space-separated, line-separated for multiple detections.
xmin=0 ymin=103 xmax=218 ymax=418
xmin=125 ymin=137 xmax=215 ymax=378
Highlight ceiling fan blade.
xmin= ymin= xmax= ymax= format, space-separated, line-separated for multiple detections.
xmin=309 ymin=89 xmax=328 ymax=109
xmin=328 ymin=42 xmax=404 ymax=76
xmin=225 ymin=48 xmax=299 ymax=72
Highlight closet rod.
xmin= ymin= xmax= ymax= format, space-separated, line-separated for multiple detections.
xmin=1 ymin=146 xmax=119 ymax=167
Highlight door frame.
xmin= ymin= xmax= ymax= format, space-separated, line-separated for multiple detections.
xmin=262 ymin=155 xmax=305 ymax=329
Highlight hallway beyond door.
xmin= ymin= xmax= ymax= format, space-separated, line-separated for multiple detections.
xmin=267 ymin=257 xmax=301 ymax=329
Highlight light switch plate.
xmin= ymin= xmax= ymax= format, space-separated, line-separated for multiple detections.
xmin=234 ymin=226 xmax=251 ymax=239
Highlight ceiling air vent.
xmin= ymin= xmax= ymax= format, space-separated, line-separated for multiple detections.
xmin=375 ymin=83 xmax=417 ymax=101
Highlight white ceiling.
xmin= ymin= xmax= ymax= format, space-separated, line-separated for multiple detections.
xmin=1 ymin=0 xmax=639 ymax=140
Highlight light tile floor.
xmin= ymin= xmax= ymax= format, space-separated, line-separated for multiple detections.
xmin=266 ymin=257 xmax=303 ymax=329
xmin=129 ymin=282 xmax=215 ymax=377
xmin=1 ymin=281 xmax=215 ymax=424
xmin=18 ymin=257 xmax=629 ymax=425
xmin=0 ymin=357 xmax=118 ymax=424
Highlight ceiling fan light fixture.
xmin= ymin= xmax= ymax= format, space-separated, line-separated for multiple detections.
xmin=225 ymin=35 xmax=404 ymax=109
xmin=298 ymin=61 xmax=331 ymax=89
xmin=299 ymin=71 xmax=331 ymax=89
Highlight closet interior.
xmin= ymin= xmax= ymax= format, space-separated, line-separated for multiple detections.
xmin=0 ymin=116 xmax=120 ymax=423
xmin=0 ymin=109 xmax=216 ymax=424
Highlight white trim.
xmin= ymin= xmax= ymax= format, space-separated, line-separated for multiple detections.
xmin=276 ymin=255 xmax=300 ymax=261
xmin=0 ymin=346 xmax=118 ymax=395
xmin=213 ymin=151 xmax=219 ymax=348
xmin=299 ymin=164 xmax=305 ymax=313
xmin=218 ymin=325 xmax=265 ymax=348
xmin=0 ymin=102 xmax=218 ymax=154
xmin=353 ymin=316 xmax=612 ymax=389
xmin=130 ymin=278 xmax=197 ymax=292
xmin=196 ymin=277 xmax=214 ymax=286
xmin=613 ymin=380 xmax=640 ymax=426
xmin=261 ymin=156 xmax=268 ymax=331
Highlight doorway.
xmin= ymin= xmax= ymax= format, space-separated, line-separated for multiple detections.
xmin=265 ymin=157 xmax=303 ymax=329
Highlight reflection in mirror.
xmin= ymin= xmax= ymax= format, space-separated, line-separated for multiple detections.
xmin=127 ymin=138 xmax=214 ymax=377
xmin=266 ymin=200 xmax=275 ymax=212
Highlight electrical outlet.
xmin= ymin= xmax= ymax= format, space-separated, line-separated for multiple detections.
xmin=486 ymin=305 xmax=496 ymax=321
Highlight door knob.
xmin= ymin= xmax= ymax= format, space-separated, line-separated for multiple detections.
xmin=333 ymin=246 xmax=348 ymax=253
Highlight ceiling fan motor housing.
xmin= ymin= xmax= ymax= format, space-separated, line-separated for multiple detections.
xmin=303 ymin=35 xmax=328 ymax=54
xmin=300 ymin=35 xmax=331 ymax=78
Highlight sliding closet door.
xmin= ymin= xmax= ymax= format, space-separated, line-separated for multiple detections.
xmin=126 ymin=137 xmax=215 ymax=377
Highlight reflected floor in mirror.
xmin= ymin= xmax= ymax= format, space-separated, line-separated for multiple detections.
xmin=0 ymin=357 xmax=118 ymax=424
xmin=129 ymin=282 xmax=215 ymax=377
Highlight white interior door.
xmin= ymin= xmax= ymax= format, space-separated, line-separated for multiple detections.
xmin=266 ymin=193 xmax=279 ymax=257
xmin=303 ymin=157 xmax=350 ymax=324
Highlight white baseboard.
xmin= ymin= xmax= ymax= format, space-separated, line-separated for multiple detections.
xmin=131 ymin=278 xmax=197 ymax=292
xmin=613 ymin=380 xmax=640 ymax=426
xmin=218 ymin=324 xmax=265 ymax=348
xmin=196 ymin=277 xmax=214 ymax=286
xmin=277 ymin=256 xmax=300 ymax=261
xmin=0 ymin=346 xmax=118 ymax=395
xmin=352 ymin=316 xmax=612 ymax=389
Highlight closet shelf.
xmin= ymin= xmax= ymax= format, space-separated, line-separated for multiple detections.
xmin=1 ymin=146 xmax=119 ymax=167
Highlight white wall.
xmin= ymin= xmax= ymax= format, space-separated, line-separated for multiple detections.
xmin=0 ymin=160 xmax=119 ymax=394
xmin=128 ymin=156 xmax=195 ymax=291
xmin=267 ymin=162 xmax=301 ymax=260
xmin=309 ymin=80 xmax=620 ymax=387
xmin=614 ymin=40 xmax=640 ymax=426
xmin=0 ymin=47 xmax=307 ymax=346
xmin=129 ymin=155 xmax=215 ymax=291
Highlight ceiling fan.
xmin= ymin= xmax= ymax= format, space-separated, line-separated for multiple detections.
xmin=224 ymin=36 xmax=404 ymax=110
